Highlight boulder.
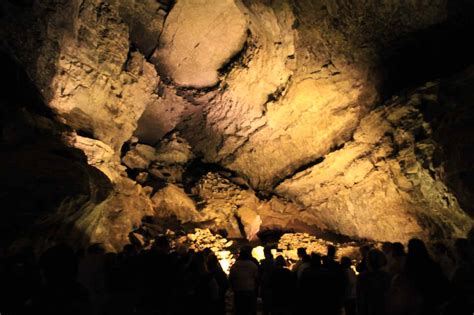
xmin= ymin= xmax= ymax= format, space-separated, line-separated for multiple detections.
xmin=151 ymin=184 xmax=203 ymax=223
xmin=151 ymin=0 xmax=248 ymax=88
xmin=122 ymin=144 xmax=157 ymax=170
xmin=73 ymin=135 xmax=125 ymax=182
xmin=155 ymin=133 xmax=194 ymax=165
xmin=236 ymin=207 xmax=262 ymax=241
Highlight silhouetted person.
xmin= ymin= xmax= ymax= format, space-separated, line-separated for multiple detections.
xmin=106 ymin=244 xmax=140 ymax=315
xmin=433 ymin=241 xmax=456 ymax=280
xmin=357 ymin=245 xmax=372 ymax=273
xmin=386 ymin=242 xmax=406 ymax=278
xmin=270 ymin=256 xmax=296 ymax=315
xmin=357 ymin=249 xmax=390 ymax=315
xmin=139 ymin=235 xmax=177 ymax=314
xmin=405 ymin=238 xmax=450 ymax=315
xmin=299 ymin=252 xmax=343 ymax=314
xmin=296 ymin=254 xmax=310 ymax=280
xmin=298 ymin=253 xmax=322 ymax=313
xmin=230 ymin=246 xmax=259 ymax=315
xmin=341 ymin=257 xmax=356 ymax=315
xmin=291 ymin=247 xmax=307 ymax=273
xmin=385 ymin=242 xmax=422 ymax=315
xmin=33 ymin=244 xmax=90 ymax=315
xmin=78 ymin=243 xmax=106 ymax=315
xmin=207 ymin=253 xmax=229 ymax=315
xmin=444 ymin=238 xmax=474 ymax=314
xmin=452 ymin=238 xmax=474 ymax=296
xmin=323 ymin=244 xmax=339 ymax=270
xmin=381 ymin=242 xmax=393 ymax=273
xmin=260 ymin=246 xmax=275 ymax=315
xmin=182 ymin=251 xmax=219 ymax=314
xmin=323 ymin=245 xmax=346 ymax=313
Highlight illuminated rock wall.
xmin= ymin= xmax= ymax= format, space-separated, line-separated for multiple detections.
xmin=1 ymin=0 xmax=473 ymax=250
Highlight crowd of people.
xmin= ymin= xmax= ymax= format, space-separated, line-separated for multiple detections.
xmin=0 ymin=235 xmax=473 ymax=315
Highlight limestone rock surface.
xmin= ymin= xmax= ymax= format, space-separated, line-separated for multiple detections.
xmin=236 ymin=207 xmax=262 ymax=241
xmin=151 ymin=184 xmax=204 ymax=223
xmin=277 ymin=233 xmax=360 ymax=261
xmin=118 ymin=0 xmax=168 ymax=57
xmin=1 ymin=0 xmax=161 ymax=151
xmin=276 ymin=78 xmax=474 ymax=242
xmin=122 ymin=144 xmax=157 ymax=170
xmin=151 ymin=0 xmax=248 ymax=88
xmin=73 ymin=135 xmax=126 ymax=182
xmin=2 ymin=0 xmax=474 ymax=250
xmin=174 ymin=0 xmax=451 ymax=192
xmin=155 ymin=133 xmax=194 ymax=165
xmin=39 ymin=177 xmax=155 ymax=252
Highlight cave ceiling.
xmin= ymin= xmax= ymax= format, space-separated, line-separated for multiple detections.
xmin=1 ymin=0 xmax=473 ymax=251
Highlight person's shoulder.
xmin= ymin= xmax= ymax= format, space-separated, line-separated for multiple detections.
xmin=230 ymin=260 xmax=241 ymax=268
xmin=246 ymin=259 xmax=259 ymax=268
xmin=246 ymin=260 xmax=260 ymax=271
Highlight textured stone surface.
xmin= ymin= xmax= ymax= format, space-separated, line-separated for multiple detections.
xmin=277 ymin=233 xmax=361 ymax=261
xmin=39 ymin=177 xmax=155 ymax=252
xmin=122 ymin=144 xmax=157 ymax=170
xmin=2 ymin=0 xmax=474 ymax=251
xmin=151 ymin=184 xmax=204 ymax=223
xmin=236 ymin=207 xmax=262 ymax=241
xmin=155 ymin=133 xmax=194 ymax=165
xmin=194 ymin=172 xmax=317 ymax=239
xmin=118 ymin=0 xmax=168 ymax=57
xmin=73 ymin=135 xmax=125 ymax=182
xmin=151 ymin=0 xmax=248 ymax=88
xmin=176 ymin=0 xmax=451 ymax=191
xmin=276 ymin=78 xmax=473 ymax=242
xmin=133 ymin=84 xmax=190 ymax=145
xmin=0 ymin=0 xmax=161 ymax=151
xmin=428 ymin=69 xmax=474 ymax=216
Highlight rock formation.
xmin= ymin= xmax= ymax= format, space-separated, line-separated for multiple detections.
xmin=1 ymin=0 xmax=473 ymax=251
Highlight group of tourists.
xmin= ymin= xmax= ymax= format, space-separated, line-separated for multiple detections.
xmin=1 ymin=235 xmax=473 ymax=315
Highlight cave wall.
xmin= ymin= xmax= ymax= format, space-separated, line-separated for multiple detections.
xmin=1 ymin=0 xmax=473 ymax=250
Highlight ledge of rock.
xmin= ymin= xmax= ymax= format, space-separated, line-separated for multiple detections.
xmin=276 ymin=73 xmax=474 ymax=242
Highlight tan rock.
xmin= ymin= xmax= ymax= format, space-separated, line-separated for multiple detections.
xmin=49 ymin=177 xmax=156 ymax=252
xmin=135 ymin=172 xmax=149 ymax=184
xmin=73 ymin=135 xmax=125 ymax=182
xmin=118 ymin=0 xmax=166 ymax=56
xmin=148 ymin=165 xmax=184 ymax=183
xmin=278 ymin=233 xmax=360 ymax=262
xmin=236 ymin=207 xmax=262 ymax=241
xmin=152 ymin=0 xmax=248 ymax=88
xmin=276 ymin=82 xmax=473 ymax=242
xmin=133 ymin=85 xmax=189 ymax=144
xmin=122 ymin=144 xmax=156 ymax=170
xmin=142 ymin=186 xmax=154 ymax=197
xmin=151 ymin=184 xmax=203 ymax=223
xmin=155 ymin=133 xmax=194 ymax=165
xmin=3 ymin=0 xmax=473 ymax=250
xmin=129 ymin=232 xmax=145 ymax=247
